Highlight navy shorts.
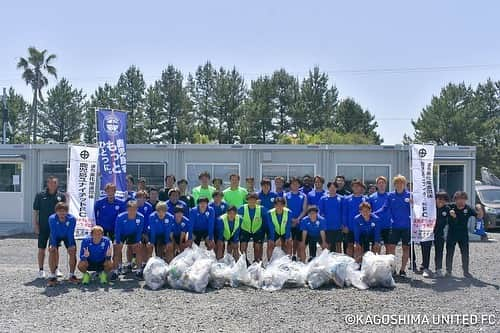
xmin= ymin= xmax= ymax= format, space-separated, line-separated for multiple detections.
xmin=291 ymin=226 xmax=302 ymax=241
xmin=326 ymin=230 xmax=343 ymax=244
xmin=103 ymin=230 xmax=115 ymax=241
xmin=380 ymin=228 xmax=391 ymax=244
xmin=193 ymin=230 xmax=209 ymax=245
xmin=117 ymin=234 xmax=138 ymax=245
xmin=87 ymin=261 xmax=105 ymax=272
xmin=53 ymin=238 xmax=74 ymax=248
xmin=388 ymin=228 xmax=411 ymax=246
xmin=343 ymin=231 xmax=354 ymax=244
xmin=154 ymin=235 xmax=168 ymax=246
xmin=239 ymin=229 xmax=265 ymax=243
xmin=359 ymin=233 xmax=375 ymax=251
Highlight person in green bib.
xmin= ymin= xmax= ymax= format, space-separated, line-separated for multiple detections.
xmin=237 ymin=193 xmax=269 ymax=263
xmin=192 ymin=171 xmax=216 ymax=203
xmin=216 ymin=206 xmax=241 ymax=260
xmin=267 ymin=197 xmax=292 ymax=259
xmin=223 ymin=174 xmax=248 ymax=208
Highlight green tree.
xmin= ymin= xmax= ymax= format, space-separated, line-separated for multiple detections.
xmin=295 ymin=67 xmax=338 ymax=131
xmin=116 ymin=66 xmax=147 ymax=143
xmin=17 ymin=47 xmax=57 ymax=143
xmin=39 ymin=78 xmax=85 ymax=143
xmin=187 ymin=62 xmax=217 ymax=139
xmin=2 ymin=88 xmax=30 ymax=143
xmin=144 ymin=84 xmax=163 ymax=143
xmin=278 ymin=129 xmax=376 ymax=144
xmin=84 ymin=83 xmax=118 ymax=144
xmin=271 ymin=69 xmax=299 ymax=139
xmin=243 ymin=75 xmax=275 ymax=143
xmin=214 ymin=67 xmax=246 ymax=143
xmin=335 ymin=98 xmax=383 ymax=144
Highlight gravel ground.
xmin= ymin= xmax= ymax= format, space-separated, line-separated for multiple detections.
xmin=0 ymin=234 xmax=499 ymax=333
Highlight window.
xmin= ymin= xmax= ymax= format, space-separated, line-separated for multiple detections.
xmin=127 ymin=163 xmax=166 ymax=190
xmin=0 ymin=163 xmax=22 ymax=192
xmin=186 ymin=163 xmax=240 ymax=189
xmin=261 ymin=163 xmax=316 ymax=181
xmin=434 ymin=164 xmax=464 ymax=197
xmin=336 ymin=164 xmax=391 ymax=191
xmin=42 ymin=163 xmax=67 ymax=192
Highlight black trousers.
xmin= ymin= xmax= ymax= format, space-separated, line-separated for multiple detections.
xmin=420 ymin=241 xmax=433 ymax=270
xmin=434 ymin=236 xmax=445 ymax=270
xmin=446 ymin=237 xmax=469 ymax=274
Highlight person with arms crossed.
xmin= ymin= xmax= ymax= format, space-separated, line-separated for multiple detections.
xmin=216 ymin=206 xmax=241 ymax=260
xmin=223 ymin=174 xmax=248 ymax=208
xmin=33 ymin=175 xmax=66 ymax=279
xmin=285 ymin=177 xmax=308 ymax=261
xmin=267 ymin=197 xmax=292 ymax=258
xmin=319 ymin=181 xmax=344 ymax=253
xmin=78 ymin=226 xmax=113 ymax=285
xmin=238 ymin=193 xmax=269 ymax=263
xmin=299 ymin=207 xmax=327 ymax=262
xmin=189 ymin=197 xmax=216 ymax=250
xmin=47 ymin=202 xmax=78 ymax=286
xmin=111 ymin=200 xmax=145 ymax=280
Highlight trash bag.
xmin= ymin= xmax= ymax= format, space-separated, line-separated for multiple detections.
xmin=327 ymin=253 xmax=355 ymax=288
xmin=268 ymin=246 xmax=287 ymax=263
xmin=262 ymin=260 xmax=289 ymax=292
xmin=226 ymin=254 xmax=250 ymax=288
xmin=143 ymin=256 xmax=168 ymax=290
xmin=243 ymin=261 xmax=264 ymax=289
xmin=306 ymin=249 xmax=334 ymax=289
xmin=167 ymin=247 xmax=196 ymax=288
xmin=345 ymin=262 xmax=368 ymax=290
xmin=181 ymin=258 xmax=213 ymax=293
xmin=282 ymin=261 xmax=307 ymax=287
xmin=360 ymin=252 xmax=396 ymax=288
xmin=209 ymin=254 xmax=236 ymax=289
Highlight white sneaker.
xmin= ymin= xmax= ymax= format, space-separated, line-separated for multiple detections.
xmin=38 ymin=270 xmax=46 ymax=279
xmin=422 ymin=269 xmax=432 ymax=278
xmin=55 ymin=269 xmax=63 ymax=277
xmin=435 ymin=269 xmax=444 ymax=278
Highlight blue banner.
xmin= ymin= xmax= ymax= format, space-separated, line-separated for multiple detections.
xmin=97 ymin=109 xmax=127 ymax=198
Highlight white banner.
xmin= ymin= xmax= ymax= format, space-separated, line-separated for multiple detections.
xmin=411 ymin=144 xmax=436 ymax=243
xmin=67 ymin=145 xmax=98 ymax=239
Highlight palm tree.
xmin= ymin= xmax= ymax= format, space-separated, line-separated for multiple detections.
xmin=17 ymin=47 xmax=57 ymax=143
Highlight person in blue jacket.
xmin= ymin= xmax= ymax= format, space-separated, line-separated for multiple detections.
xmin=285 ymin=177 xmax=308 ymax=261
xmin=299 ymin=207 xmax=327 ymax=262
xmin=126 ymin=174 xmax=136 ymax=202
xmin=368 ymin=176 xmax=390 ymax=252
xmin=47 ymin=202 xmax=78 ymax=286
xmin=78 ymin=225 xmax=113 ymax=285
xmin=342 ymin=179 xmax=368 ymax=257
xmin=189 ymin=197 xmax=216 ymax=250
xmin=378 ymin=175 xmax=412 ymax=276
xmin=166 ymin=188 xmax=189 ymax=216
xmin=319 ymin=181 xmax=344 ymax=253
xmin=267 ymin=197 xmax=293 ymax=257
xmin=353 ymin=202 xmax=382 ymax=261
xmin=94 ymin=183 xmax=125 ymax=241
xmin=147 ymin=201 xmax=174 ymax=261
xmin=216 ymin=205 xmax=241 ymax=260
xmin=170 ymin=205 xmax=191 ymax=256
xmin=307 ymin=175 xmax=326 ymax=208
xmin=210 ymin=191 xmax=228 ymax=218
xmin=299 ymin=175 xmax=313 ymax=195
xmin=112 ymin=200 xmax=145 ymax=280
xmin=258 ymin=178 xmax=278 ymax=211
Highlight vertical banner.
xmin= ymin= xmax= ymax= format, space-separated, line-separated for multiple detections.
xmin=411 ymin=144 xmax=436 ymax=243
xmin=67 ymin=145 xmax=98 ymax=239
xmin=96 ymin=108 xmax=127 ymax=198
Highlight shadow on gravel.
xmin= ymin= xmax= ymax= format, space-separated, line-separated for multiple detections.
xmin=410 ymin=276 xmax=499 ymax=292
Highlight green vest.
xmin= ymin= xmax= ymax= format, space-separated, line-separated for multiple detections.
xmin=222 ymin=214 xmax=240 ymax=241
xmin=241 ymin=204 xmax=263 ymax=233
xmin=270 ymin=208 xmax=289 ymax=236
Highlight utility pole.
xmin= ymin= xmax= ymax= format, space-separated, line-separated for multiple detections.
xmin=2 ymin=88 xmax=7 ymax=144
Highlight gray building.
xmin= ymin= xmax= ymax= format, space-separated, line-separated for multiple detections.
xmin=0 ymin=143 xmax=476 ymax=235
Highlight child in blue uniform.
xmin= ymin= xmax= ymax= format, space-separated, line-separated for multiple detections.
xmin=190 ymin=197 xmax=216 ymax=250
xmin=286 ymin=177 xmax=308 ymax=261
xmin=299 ymin=207 xmax=327 ymax=262
xmin=112 ymin=200 xmax=145 ymax=280
xmin=78 ymin=226 xmax=113 ymax=285
xmin=319 ymin=181 xmax=344 ymax=253
xmin=342 ymin=179 xmax=368 ymax=257
xmin=470 ymin=204 xmax=488 ymax=241
xmin=94 ymin=183 xmax=125 ymax=240
xmin=147 ymin=202 xmax=174 ymax=261
xmin=47 ymin=202 xmax=78 ymax=286
xmin=216 ymin=206 xmax=241 ymax=260
xmin=353 ymin=202 xmax=381 ymax=261
xmin=267 ymin=197 xmax=293 ymax=257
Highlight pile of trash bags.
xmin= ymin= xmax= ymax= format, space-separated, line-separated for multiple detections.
xmin=143 ymin=245 xmax=396 ymax=292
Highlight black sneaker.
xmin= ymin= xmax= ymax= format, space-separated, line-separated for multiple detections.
xmin=110 ymin=272 xmax=119 ymax=281
xmin=307 ymin=257 xmax=314 ymax=263
xmin=399 ymin=270 xmax=407 ymax=277
xmin=291 ymin=256 xmax=297 ymax=262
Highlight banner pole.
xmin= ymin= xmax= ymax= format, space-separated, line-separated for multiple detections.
xmin=409 ymin=145 xmax=414 ymax=278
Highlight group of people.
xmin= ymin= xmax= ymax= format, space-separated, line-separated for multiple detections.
xmin=33 ymin=171 xmax=486 ymax=286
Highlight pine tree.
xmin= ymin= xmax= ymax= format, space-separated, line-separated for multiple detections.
xmin=84 ymin=83 xmax=118 ymax=144
xmin=335 ymin=97 xmax=383 ymax=144
xmin=271 ymin=69 xmax=299 ymax=139
xmin=3 ymin=88 xmax=30 ymax=143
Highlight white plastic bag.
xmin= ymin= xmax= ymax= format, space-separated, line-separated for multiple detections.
xmin=360 ymin=252 xmax=396 ymax=288
xmin=181 ymin=258 xmax=213 ymax=293
xmin=345 ymin=262 xmax=369 ymax=290
xmin=244 ymin=261 xmax=264 ymax=289
xmin=282 ymin=261 xmax=307 ymax=287
xmin=306 ymin=249 xmax=334 ymax=289
xmin=143 ymin=256 xmax=168 ymax=290
xmin=167 ymin=247 xmax=196 ymax=288
xmin=226 ymin=254 xmax=249 ymax=288
xmin=209 ymin=254 xmax=236 ymax=289
xmin=327 ymin=253 xmax=355 ymax=288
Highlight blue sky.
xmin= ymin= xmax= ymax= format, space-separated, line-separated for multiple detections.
xmin=1 ymin=0 xmax=499 ymax=144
